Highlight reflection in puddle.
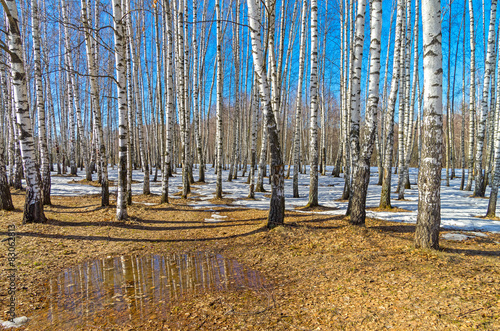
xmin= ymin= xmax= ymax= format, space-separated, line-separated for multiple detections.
xmin=33 ymin=252 xmax=267 ymax=328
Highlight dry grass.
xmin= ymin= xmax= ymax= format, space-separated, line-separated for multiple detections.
xmin=191 ymin=181 xmax=208 ymax=186
xmin=367 ymin=206 xmax=413 ymax=212
xmin=294 ymin=205 xmax=340 ymax=212
xmin=469 ymin=195 xmax=490 ymax=199
xmin=177 ymin=185 xmax=200 ymax=190
xmin=0 ymin=190 xmax=499 ymax=330
xmin=172 ymin=190 xmax=202 ymax=198
xmin=208 ymin=197 xmax=235 ymax=205
xmin=476 ymin=214 xmax=500 ymax=221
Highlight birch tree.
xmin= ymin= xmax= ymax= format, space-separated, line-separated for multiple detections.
xmin=465 ymin=0 xmax=475 ymax=191
xmin=415 ymin=0 xmax=443 ymax=249
xmin=0 ymin=69 xmax=13 ymax=210
xmin=112 ymin=0 xmax=129 ymax=220
xmin=161 ymin=0 xmax=175 ymax=203
xmin=248 ymin=84 xmax=258 ymax=199
xmin=379 ymin=0 xmax=404 ymax=209
xmin=192 ymin=0 xmax=205 ymax=183
xmin=350 ymin=0 xmax=382 ymax=225
xmin=176 ymin=0 xmax=191 ymax=198
xmin=247 ymin=0 xmax=285 ymax=227
xmin=61 ymin=0 xmax=77 ymax=176
xmin=81 ymin=0 xmax=109 ymax=206
xmin=292 ymin=0 xmax=308 ymax=198
xmin=229 ymin=0 xmax=241 ymax=182
xmin=32 ymin=0 xmax=51 ymax=205
xmin=125 ymin=0 xmax=134 ymax=205
xmin=3 ymin=0 xmax=46 ymax=223
xmin=307 ymin=0 xmax=320 ymax=207
xmin=130 ymin=8 xmax=149 ymax=195
xmin=396 ymin=0 xmax=408 ymax=196
xmin=377 ymin=0 xmax=396 ymax=186
xmin=215 ymin=0 xmax=223 ymax=199
xmin=347 ymin=0 xmax=367 ymax=214
xmin=473 ymin=0 xmax=497 ymax=197
xmin=486 ymin=48 xmax=500 ymax=217
xmin=399 ymin=0 xmax=419 ymax=199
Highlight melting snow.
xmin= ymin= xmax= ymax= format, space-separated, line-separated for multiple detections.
xmin=34 ymin=165 xmax=500 ymax=234
xmin=442 ymin=233 xmax=474 ymax=241
xmin=0 ymin=316 xmax=29 ymax=328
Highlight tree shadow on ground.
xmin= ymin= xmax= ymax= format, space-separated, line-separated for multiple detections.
xmin=441 ymin=247 xmax=500 ymax=257
xmin=0 ymin=226 xmax=267 ymax=243
xmin=47 ymin=205 xmax=107 ymax=214
xmin=287 ymin=216 xmax=347 ymax=230
xmin=133 ymin=217 xmax=266 ymax=225
xmin=44 ymin=218 xmax=251 ymax=232
xmin=49 ymin=204 xmax=96 ymax=210
xmin=370 ymin=224 xmax=416 ymax=233
xmin=151 ymin=207 xmax=250 ymax=213
xmin=371 ymin=225 xmax=500 ymax=257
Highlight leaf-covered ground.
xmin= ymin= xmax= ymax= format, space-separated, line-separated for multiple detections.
xmin=0 ymin=189 xmax=499 ymax=330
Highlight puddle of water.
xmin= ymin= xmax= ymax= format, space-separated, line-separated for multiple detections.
xmin=30 ymin=252 xmax=267 ymax=329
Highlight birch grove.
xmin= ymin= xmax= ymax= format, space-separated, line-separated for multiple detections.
xmin=1 ymin=0 xmax=499 ymax=252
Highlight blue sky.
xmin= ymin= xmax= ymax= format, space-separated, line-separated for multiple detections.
xmin=31 ymin=0 xmax=500 ymax=135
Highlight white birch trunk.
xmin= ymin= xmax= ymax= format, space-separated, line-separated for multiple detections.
xmin=130 ymin=11 xmax=149 ymax=195
xmin=293 ymin=0 xmax=308 ymax=198
xmin=379 ymin=0 xmax=404 ymax=209
xmin=32 ymin=0 xmax=51 ymax=205
xmin=248 ymin=84 xmax=259 ymax=199
xmin=396 ymin=0 xmax=407 ymax=195
xmin=4 ymin=67 xmax=17 ymax=187
xmin=346 ymin=0 xmax=367 ymax=214
xmin=377 ymin=1 xmax=396 ymax=185
xmin=161 ymin=0 xmax=175 ymax=202
xmin=0 ymin=63 xmax=13 ymax=210
xmin=112 ymin=0 xmax=129 ymax=220
xmin=192 ymin=0 xmax=205 ymax=183
xmin=306 ymin=0 xmax=320 ymax=207
xmin=215 ymin=0 xmax=224 ymax=199
xmin=60 ymin=0 xmax=78 ymax=176
xmin=487 ymin=37 xmax=500 ymax=217
xmin=247 ymin=0 xmax=285 ymax=227
xmin=124 ymin=0 xmax=134 ymax=206
xmin=81 ymin=0 xmax=109 ymax=206
xmin=350 ymin=0 xmax=382 ymax=225
xmin=71 ymin=74 xmax=90 ymax=181
xmin=229 ymin=0 xmax=241 ymax=182
xmin=400 ymin=0 xmax=419 ymax=198
xmin=473 ymin=0 xmax=497 ymax=197
xmin=465 ymin=0 xmax=476 ymax=191
xmin=415 ymin=0 xmax=443 ymax=249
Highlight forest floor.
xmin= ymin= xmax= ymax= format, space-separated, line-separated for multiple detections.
xmin=0 ymin=189 xmax=499 ymax=330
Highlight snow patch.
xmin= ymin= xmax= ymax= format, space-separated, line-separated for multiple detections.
xmin=40 ymin=166 xmax=500 ymax=233
xmin=468 ymin=231 xmax=488 ymax=238
xmin=442 ymin=233 xmax=474 ymax=241
xmin=0 ymin=316 xmax=29 ymax=328
xmin=204 ymin=218 xmax=224 ymax=223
